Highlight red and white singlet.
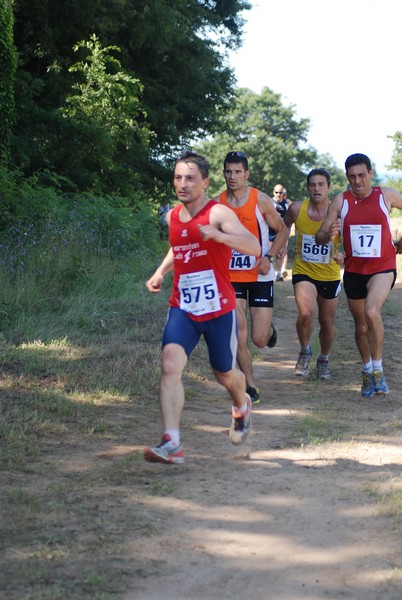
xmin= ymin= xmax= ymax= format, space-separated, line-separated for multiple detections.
xmin=340 ymin=187 xmax=396 ymax=274
xmin=169 ymin=200 xmax=236 ymax=322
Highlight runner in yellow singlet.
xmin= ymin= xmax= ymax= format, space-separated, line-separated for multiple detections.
xmin=284 ymin=168 xmax=341 ymax=380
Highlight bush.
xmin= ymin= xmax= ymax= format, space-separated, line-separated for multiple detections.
xmin=0 ymin=166 xmax=163 ymax=341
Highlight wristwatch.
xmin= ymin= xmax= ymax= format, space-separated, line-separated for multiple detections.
xmin=264 ymin=254 xmax=274 ymax=263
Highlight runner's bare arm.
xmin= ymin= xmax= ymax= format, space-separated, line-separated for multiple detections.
xmin=200 ymin=204 xmax=261 ymax=256
xmin=146 ymin=247 xmax=174 ymax=293
xmin=383 ymin=187 xmax=402 ymax=212
xmin=315 ymin=195 xmax=342 ymax=244
xmin=378 ymin=188 xmax=402 ymax=252
xmin=283 ymin=201 xmax=302 ymax=228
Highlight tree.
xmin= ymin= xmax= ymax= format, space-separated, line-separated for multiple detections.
xmin=389 ymin=131 xmax=402 ymax=173
xmin=385 ymin=133 xmax=402 ymax=193
xmin=109 ymin=0 xmax=251 ymax=149
xmin=196 ymin=87 xmax=319 ymax=199
xmin=313 ymin=153 xmax=347 ymax=199
xmin=59 ymin=34 xmax=152 ymax=194
xmin=11 ymin=0 xmax=251 ymax=190
xmin=0 ymin=0 xmax=17 ymax=163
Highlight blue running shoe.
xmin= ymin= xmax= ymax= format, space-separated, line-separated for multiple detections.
xmin=361 ymin=372 xmax=373 ymax=398
xmin=372 ymin=370 xmax=389 ymax=395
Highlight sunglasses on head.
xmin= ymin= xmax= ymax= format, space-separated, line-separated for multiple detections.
xmin=224 ymin=151 xmax=249 ymax=170
xmin=225 ymin=151 xmax=248 ymax=160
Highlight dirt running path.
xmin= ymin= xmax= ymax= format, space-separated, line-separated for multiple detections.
xmin=128 ymin=279 xmax=402 ymax=600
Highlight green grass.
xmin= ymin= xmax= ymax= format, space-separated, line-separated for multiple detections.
xmin=0 ymin=227 xmax=170 ymax=598
xmin=293 ymin=409 xmax=349 ymax=446
xmin=365 ymin=476 xmax=402 ymax=525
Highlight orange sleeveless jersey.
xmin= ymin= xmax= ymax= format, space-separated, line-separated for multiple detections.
xmin=219 ymin=188 xmax=272 ymax=283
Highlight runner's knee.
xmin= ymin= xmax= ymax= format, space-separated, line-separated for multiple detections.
xmin=215 ymin=368 xmax=243 ymax=390
xmin=298 ymin=310 xmax=314 ymax=325
xmin=251 ymin=332 xmax=268 ymax=348
xmin=365 ymin=305 xmax=381 ymax=326
xmin=161 ymin=346 xmax=186 ymax=378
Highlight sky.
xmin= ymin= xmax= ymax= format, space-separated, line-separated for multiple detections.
xmin=228 ymin=0 xmax=401 ymax=177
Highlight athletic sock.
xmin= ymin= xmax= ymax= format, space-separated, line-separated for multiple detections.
xmin=318 ymin=353 xmax=329 ymax=361
xmin=362 ymin=359 xmax=373 ymax=374
xmin=372 ymin=359 xmax=383 ymax=372
xmin=301 ymin=345 xmax=311 ymax=354
xmin=164 ymin=429 xmax=180 ymax=447
xmin=233 ymin=400 xmax=248 ymax=418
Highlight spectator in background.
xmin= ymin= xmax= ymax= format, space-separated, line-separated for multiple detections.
xmin=270 ymin=184 xmax=292 ymax=281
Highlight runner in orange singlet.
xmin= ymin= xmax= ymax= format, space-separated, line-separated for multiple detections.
xmin=216 ymin=151 xmax=288 ymax=405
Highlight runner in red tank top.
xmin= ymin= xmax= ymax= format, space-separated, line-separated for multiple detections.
xmin=316 ymin=153 xmax=402 ymax=397
xmin=144 ymin=151 xmax=261 ymax=464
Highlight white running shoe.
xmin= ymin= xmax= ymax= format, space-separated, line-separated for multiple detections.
xmin=295 ymin=350 xmax=312 ymax=377
xmin=230 ymin=394 xmax=251 ymax=445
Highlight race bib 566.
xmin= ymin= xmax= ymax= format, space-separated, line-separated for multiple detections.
xmin=301 ymin=234 xmax=330 ymax=264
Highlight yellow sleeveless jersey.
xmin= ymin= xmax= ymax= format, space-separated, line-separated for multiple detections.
xmin=293 ymin=200 xmax=340 ymax=281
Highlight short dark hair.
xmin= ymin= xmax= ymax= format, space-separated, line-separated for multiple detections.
xmin=224 ymin=151 xmax=249 ymax=171
xmin=307 ymin=168 xmax=331 ymax=186
xmin=345 ymin=153 xmax=372 ymax=173
xmin=175 ymin=150 xmax=210 ymax=179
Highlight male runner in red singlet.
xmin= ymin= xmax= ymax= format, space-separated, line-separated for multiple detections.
xmin=316 ymin=153 xmax=402 ymax=397
xmin=216 ymin=152 xmax=287 ymax=405
xmin=144 ymin=151 xmax=261 ymax=464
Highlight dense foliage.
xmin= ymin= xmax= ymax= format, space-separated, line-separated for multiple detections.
xmin=11 ymin=0 xmax=251 ymax=195
xmin=0 ymin=0 xmax=17 ymax=163
xmin=0 ymin=162 xmax=160 ymax=289
xmin=3 ymin=0 xmax=399 ymax=236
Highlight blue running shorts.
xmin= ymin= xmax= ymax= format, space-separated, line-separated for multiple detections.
xmin=162 ymin=307 xmax=238 ymax=373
